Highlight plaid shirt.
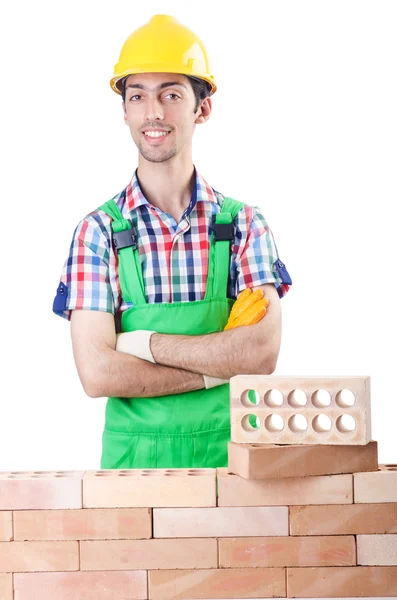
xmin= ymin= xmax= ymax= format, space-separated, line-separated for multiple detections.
xmin=53 ymin=166 xmax=291 ymax=328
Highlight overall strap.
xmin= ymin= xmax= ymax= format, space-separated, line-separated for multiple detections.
xmin=98 ymin=198 xmax=147 ymax=306
xmin=205 ymin=196 xmax=246 ymax=299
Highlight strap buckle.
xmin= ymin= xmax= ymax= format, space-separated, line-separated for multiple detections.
xmin=212 ymin=214 xmax=234 ymax=242
xmin=113 ymin=225 xmax=137 ymax=253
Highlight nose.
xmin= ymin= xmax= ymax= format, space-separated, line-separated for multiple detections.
xmin=144 ymin=95 xmax=164 ymax=122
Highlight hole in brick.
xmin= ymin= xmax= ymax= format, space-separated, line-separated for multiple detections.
xmin=336 ymin=414 xmax=356 ymax=433
xmin=288 ymin=414 xmax=308 ymax=432
xmin=264 ymin=389 xmax=283 ymax=407
xmin=386 ymin=468 xmax=397 ymax=471
xmin=288 ymin=389 xmax=307 ymax=407
xmin=188 ymin=469 xmax=209 ymax=474
xmin=312 ymin=414 xmax=332 ymax=432
xmin=241 ymin=389 xmax=260 ymax=407
xmin=95 ymin=472 xmax=113 ymax=476
xmin=335 ymin=389 xmax=356 ymax=407
xmin=241 ymin=414 xmax=261 ymax=432
xmin=384 ymin=464 xmax=397 ymax=468
xmin=311 ymin=389 xmax=331 ymax=407
xmin=33 ymin=471 xmax=51 ymax=474
xmin=141 ymin=470 xmax=163 ymax=475
xmin=264 ymin=414 xmax=284 ymax=432
xmin=55 ymin=472 xmax=74 ymax=476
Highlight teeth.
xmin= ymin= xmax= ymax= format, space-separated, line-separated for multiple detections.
xmin=144 ymin=131 xmax=168 ymax=138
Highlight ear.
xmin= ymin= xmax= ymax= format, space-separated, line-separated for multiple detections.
xmin=195 ymin=97 xmax=212 ymax=124
xmin=122 ymin=101 xmax=128 ymax=125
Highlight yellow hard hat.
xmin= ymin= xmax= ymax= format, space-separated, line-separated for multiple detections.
xmin=110 ymin=14 xmax=217 ymax=96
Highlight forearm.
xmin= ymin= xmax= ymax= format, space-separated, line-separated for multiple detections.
xmin=86 ymin=349 xmax=205 ymax=399
xmin=150 ymin=324 xmax=266 ymax=379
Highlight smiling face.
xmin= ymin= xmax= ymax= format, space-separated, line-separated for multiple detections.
xmin=122 ymin=72 xmax=211 ymax=164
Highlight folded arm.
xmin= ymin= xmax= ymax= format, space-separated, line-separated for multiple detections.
xmin=70 ymin=310 xmax=205 ymax=399
xmin=150 ymin=283 xmax=282 ymax=378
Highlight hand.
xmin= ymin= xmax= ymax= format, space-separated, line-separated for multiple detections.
xmin=116 ymin=330 xmax=157 ymax=363
xmin=224 ymin=288 xmax=269 ymax=330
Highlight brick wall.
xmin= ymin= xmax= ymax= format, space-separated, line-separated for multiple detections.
xmin=1 ymin=466 xmax=397 ymax=599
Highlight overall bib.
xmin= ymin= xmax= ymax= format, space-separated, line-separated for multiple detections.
xmin=98 ymin=195 xmax=245 ymax=469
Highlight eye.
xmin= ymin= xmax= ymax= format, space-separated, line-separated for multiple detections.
xmin=166 ymin=93 xmax=180 ymax=100
xmin=129 ymin=95 xmax=141 ymax=101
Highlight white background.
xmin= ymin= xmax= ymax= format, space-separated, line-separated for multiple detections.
xmin=0 ymin=0 xmax=396 ymax=470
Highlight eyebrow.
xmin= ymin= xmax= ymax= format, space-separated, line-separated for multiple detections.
xmin=125 ymin=82 xmax=187 ymax=92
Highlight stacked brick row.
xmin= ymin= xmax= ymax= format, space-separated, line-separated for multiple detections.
xmin=1 ymin=465 xmax=397 ymax=599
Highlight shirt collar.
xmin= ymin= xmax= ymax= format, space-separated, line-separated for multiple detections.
xmin=124 ymin=165 xmax=219 ymax=215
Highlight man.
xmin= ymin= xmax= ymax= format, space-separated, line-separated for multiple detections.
xmin=53 ymin=14 xmax=292 ymax=469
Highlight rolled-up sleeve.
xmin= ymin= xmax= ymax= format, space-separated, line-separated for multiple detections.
xmin=234 ymin=205 xmax=292 ymax=299
xmin=52 ymin=214 xmax=115 ymax=320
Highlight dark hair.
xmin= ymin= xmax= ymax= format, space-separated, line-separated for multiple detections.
xmin=120 ymin=75 xmax=212 ymax=113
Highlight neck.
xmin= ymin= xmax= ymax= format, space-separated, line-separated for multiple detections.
xmin=136 ymin=156 xmax=196 ymax=218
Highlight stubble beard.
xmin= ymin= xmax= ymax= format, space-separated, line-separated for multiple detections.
xmin=139 ymin=146 xmax=178 ymax=163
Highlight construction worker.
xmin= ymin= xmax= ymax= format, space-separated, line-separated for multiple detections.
xmin=52 ymin=14 xmax=292 ymax=469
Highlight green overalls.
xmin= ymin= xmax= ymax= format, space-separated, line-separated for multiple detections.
xmin=98 ymin=195 xmax=245 ymax=469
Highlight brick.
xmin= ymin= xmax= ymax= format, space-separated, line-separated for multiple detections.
xmin=0 ymin=574 xmax=12 ymax=600
xmin=14 ymin=507 xmax=151 ymax=540
xmin=83 ymin=468 xmax=216 ymax=508
xmin=0 ymin=471 xmax=84 ymax=510
xmin=219 ymin=535 xmax=356 ymax=567
xmin=227 ymin=440 xmax=378 ymax=479
xmin=153 ymin=506 xmax=288 ymax=538
xmin=217 ymin=468 xmax=353 ymax=506
xmin=357 ymin=534 xmax=397 ymax=565
xmin=148 ymin=568 xmax=285 ymax=599
xmin=0 ymin=511 xmax=12 ymax=541
xmin=354 ymin=465 xmax=397 ymax=502
xmin=80 ymin=538 xmax=217 ymax=570
xmin=0 ymin=541 xmax=78 ymax=572
xmin=14 ymin=571 xmax=147 ymax=599
xmin=230 ymin=375 xmax=371 ymax=445
xmin=290 ymin=503 xmax=397 ymax=535
xmin=287 ymin=566 xmax=397 ymax=597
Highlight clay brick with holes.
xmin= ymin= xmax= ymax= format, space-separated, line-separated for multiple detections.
xmin=153 ymin=506 xmax=288 ymax=537
xmin=0 ymin=471 xmax=84 ymax=510
xmin=354 ymin=464 xmax=397 ymax=503
xmin=230 ymin=375 xmax=371 ymax=445
xmin=14 ymin=507 xmax=152 ymax=541
xmin=14 ymin=571 xmax=148 ymax=600
xmin=148 ymin=567 xmax=286 ymax=599
xmin=287 ymin=566 xmax=397 ymax=597
xmin=0 ymin=511 xmax=12 ymax=541
xmin=357 ymin=534 xmax=397 ymax=566
xmin=83 ymin=468 xmax=216 ymax=508
xmin=80 ymin=538 xmax=217 ymax=570
xmin=227 ymin=440 xmax=378 ymax=479
xmin=0 ymin=540 xmax=79 ymax=572
xmin=0 ymin=574 xmax=12 ymax=600
xmin=219 ymin=535 xmax=356 ymax=567
xmin=217 ymin=468 xmax=353 ymax=506
xmin=290 ymin=503 xmax=397 ymax=536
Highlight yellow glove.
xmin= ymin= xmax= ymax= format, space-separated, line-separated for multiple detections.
xmin=224 ymin=288 xmax=269 ymax=330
